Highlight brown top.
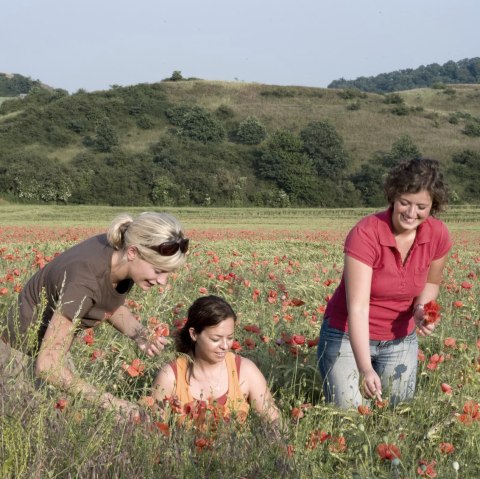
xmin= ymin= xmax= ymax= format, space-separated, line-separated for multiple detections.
xmin=5 ymin=234 xmax=133 ymax=353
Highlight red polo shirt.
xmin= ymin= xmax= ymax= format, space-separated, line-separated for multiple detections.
xmin=326 ymin=209 xmax=452 ymax=340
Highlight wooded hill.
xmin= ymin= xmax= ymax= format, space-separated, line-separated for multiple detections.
xmin=0 ymin=74 xmax=479 ymax=207
xmin=328 ymin=58 xmax=480 ymax=93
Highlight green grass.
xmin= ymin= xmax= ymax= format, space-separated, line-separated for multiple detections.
xmin=1 ymin=207 xmax=479 ymax=478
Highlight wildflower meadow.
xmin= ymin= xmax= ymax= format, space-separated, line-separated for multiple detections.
xmin=0 ymin=207 xmax=479 ymax=478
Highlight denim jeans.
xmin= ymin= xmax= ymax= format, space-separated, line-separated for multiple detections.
xmin=317 ymin=318 xmax=418 ymax=409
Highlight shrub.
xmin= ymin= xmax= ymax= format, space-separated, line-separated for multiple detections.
xmin=237 ymin=116 xmax=267 ymax=144
xmin=346 ymin=101 xmax=361 ymax=111
xmin=338 ymin=88 xmax=367 ymax=100
xmin=384 ymin=93 xmax=404 ymax=104
xmin=462 ymin=120 xmax=480 ymax=137
xmin=166 ymin=106 xmax=225 ymax=143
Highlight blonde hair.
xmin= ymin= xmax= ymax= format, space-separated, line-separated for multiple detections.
xmin=107 ymin=212 xmax=187 ymax=271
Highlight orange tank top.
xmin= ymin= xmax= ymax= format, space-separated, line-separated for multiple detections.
xmin=170 ymin=351 xmax=250 ymax=422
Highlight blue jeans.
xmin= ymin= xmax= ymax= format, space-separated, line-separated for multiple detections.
xmin=317 ymin=318 xmax=418 ymax=409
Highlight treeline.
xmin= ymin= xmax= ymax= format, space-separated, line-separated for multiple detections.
xmin=0 ymin=73 xmax=43 ymax=97
xmin=328 ymin=58 xmax=480 ymax=93
xmin=0 ymin=81 xmax=479 ymax=207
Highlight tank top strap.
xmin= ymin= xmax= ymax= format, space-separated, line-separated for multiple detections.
xmin=170 ymin=355 xmax=193 ymax=405
xmin=224 ymin=352 xmax=250 ymax=421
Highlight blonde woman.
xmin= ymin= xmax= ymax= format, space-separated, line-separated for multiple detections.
xmin=1 ymin=212 xmax=188 ymax=418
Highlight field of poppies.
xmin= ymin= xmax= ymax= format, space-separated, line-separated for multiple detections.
xmin=0 ymin=207 xmax=479 ymax=478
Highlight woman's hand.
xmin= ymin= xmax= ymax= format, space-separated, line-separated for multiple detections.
xmin=135 ymin=334 xmax=169 ymax=357
xmin=100 ymin=392 xmax=147 ymax=422
xmin=413 ymin=304 xmax=437 ymax=337
xmin=359 ymin=368 xmax=383 ymax=401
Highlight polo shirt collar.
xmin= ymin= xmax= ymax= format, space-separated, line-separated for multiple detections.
xmin=376 ymin=208 xmax=432 ymax=247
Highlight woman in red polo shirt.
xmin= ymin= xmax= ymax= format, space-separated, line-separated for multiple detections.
xmin=317 ymin=158 xmax=452 ymax=409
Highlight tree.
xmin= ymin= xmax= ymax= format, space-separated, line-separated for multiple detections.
xmin=300 ymin=120 xmax=350 ymax=179
xmin=94 ymin=117 xmax=119 ymax=152
xmin=257 ymin=131 xmax=318 ymax=205
xmin=381 ymin=134 xmax=421 ymax=168
xmin=448 ymin=149 xmax=480 ymax=202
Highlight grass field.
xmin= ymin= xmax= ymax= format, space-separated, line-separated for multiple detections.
xmin=1 ymin=206 xmax=479 ymax=478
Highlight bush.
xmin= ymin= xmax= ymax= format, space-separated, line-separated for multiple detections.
xmin=384 ymin=93 xmax=404 ymax=104
xmin=237 ymin=116 xmax=267 ymax=144
xmin=338 ymin=88 xmax=367 ymax=100
xmin=166 ymin=106 xmax=225 ymax=143
xmin=462 ymin=120 xmax=480 ymax=137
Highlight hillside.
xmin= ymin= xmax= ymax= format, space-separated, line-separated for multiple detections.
xmin=0 ymin=79 xmax=479 ymax=206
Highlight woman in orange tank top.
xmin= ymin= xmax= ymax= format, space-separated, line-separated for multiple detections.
xmin=152 ymin=295 xmax=279 ymax=425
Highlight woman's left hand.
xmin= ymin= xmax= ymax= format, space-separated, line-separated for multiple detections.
xmin=414 ymin=306 xmax=437 ymax=337
xmin=135 ymin=335 xmax=169 ymax=357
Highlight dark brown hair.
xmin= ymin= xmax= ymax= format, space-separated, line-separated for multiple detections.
xmin=384 ymin=158 xmax=449 ymax=215
xmin=175 ymin=295 xmax=237 ymax=356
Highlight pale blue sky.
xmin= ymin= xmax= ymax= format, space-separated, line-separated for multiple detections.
xmin=2 ymin=0 xmax=479 ymax=93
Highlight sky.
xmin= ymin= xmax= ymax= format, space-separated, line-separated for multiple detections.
xmin=2 ymin=0 xmax=479 ymax=93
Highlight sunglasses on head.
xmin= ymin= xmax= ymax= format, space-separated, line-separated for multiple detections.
xmin=148 ymin=237 xmax=189 ymax=256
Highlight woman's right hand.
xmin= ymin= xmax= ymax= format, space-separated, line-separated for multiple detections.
xmin=100 ymin=392 xmax=143 ymax=422
xmin=359 ymin=368 xmax=383 ymax=401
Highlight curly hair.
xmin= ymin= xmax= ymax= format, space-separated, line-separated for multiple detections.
xmin=383 ymin=158 xmax=449 ymax=215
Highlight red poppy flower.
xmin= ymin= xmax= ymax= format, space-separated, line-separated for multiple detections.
xmin=306 ymin=430 xmax=331 ymax=449
xmin=198 ymin=287 xmax=208 ymax=294
xmin=54 ymin=398 xmax=68 ymax=411
xmin=440 ymin=383 xmax=452 ymax=394
xmin=195 ymin=437 xmax=212 ymax=452
xmin=439 ymin=442 xmax=455 ymax=454
xmin=243 ymin=338 xmax=256 ymax=350
xmin=153 ymin=323 xmax=170 ymax=337
xmin=244 ymin=324 xmax=261 ymax=334
xmin=462 ymin=400 xmax=479 ymax=419
xmin=83 ymin=328 xmax=94 ymax=345
xmin=453 ymin=301 xmax=463 ymax=308
xmin=307 ymin=338 xmax=319 ymax=348
xmin=358 ymin=405 xmax=373 ymax=415
xmin=91 ymin=349 xmax=103 ymax=361
xmin=154 ymin=422 xmax=170 ymax=437
xmin=291 ymin=407 xmax=304 ymax=420
xmin=292 ymin=334 xmax=306 ymax=345
xmin=122 ymin=358 xmax=145 ymax=377
xmin=423 ymin=300 xmax=441 ymax=324
xmin=328 ymin=436 xmax=347 ymax=453
xmin=444 ymin=337 xmax=456 ymax=348
xmin=461 ymin=281 xmax=472 ymax=290
xmin=417 ymin=460 xmax=437 ymax=478
xmin=231 ymin=340 xmax=242 ymax=351
xmin=289 ymin=298 xmax=305 ymax=307
xmin=375 ymin=398 xmax=389 ymax=408
xmin=376 ymin=443 xmax=401 ymax=461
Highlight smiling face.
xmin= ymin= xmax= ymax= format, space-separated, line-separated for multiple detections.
xmin=391 ymin=190 xmax=433 ymax=235
xmin=127 ymin=247 xmax=170 ymax=291
xmin=189 ymin=317 xmax=235 ymax=363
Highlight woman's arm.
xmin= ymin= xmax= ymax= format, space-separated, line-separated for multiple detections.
xmin=152 ymin=365 xmax=176 ymax=403
xmin=344 ymin=254 xmax=382 ymax=401
xmin=240 ymin=357 xmax=279 ymax=423
xmin=412 ymin=254 xmax=449 ymax=337
xmin=36 ymin=312 xmax=140 ymax=417
xmin=107 ymin=305 xmax=168 ymax=357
